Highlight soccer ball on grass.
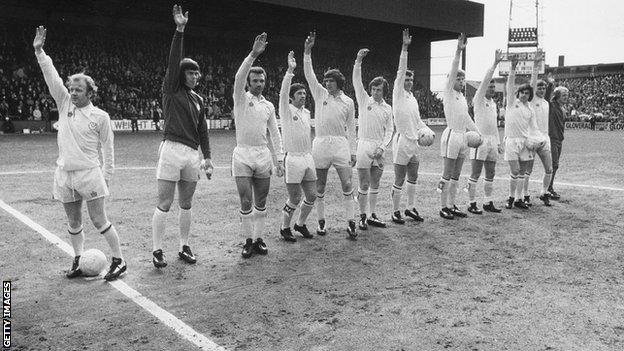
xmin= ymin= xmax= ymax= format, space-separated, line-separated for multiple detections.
xmin=80 ymin=249 xmax=108 ymax=276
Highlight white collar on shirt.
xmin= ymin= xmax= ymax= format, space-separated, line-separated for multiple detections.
xmin=328 ymin=90 xmax=348 ymax=102
xmin=369 ymin=96 xmax=387 ymax=105
xmin=246 ymin=91 xmax=266 ymax=102
xmin=71 ymin=102 xmax=94 ymax=118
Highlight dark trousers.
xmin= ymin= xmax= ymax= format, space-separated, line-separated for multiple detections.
xmin=549 ymin=138 xmax=563 ymax=190
xmin=131 ymin=119 xmax=138 ymax=132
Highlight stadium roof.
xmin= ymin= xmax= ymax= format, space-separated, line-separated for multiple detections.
xmin=250 ymin=0 xmax=484 ymax=38
xmin=3 ymin=0 xmax=483 ymax=41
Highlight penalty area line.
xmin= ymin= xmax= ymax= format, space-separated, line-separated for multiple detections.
xmin=0 ymin=198 xmax=226 ymax=351
xmin=1 ymin=167 xmax=623 ymax=192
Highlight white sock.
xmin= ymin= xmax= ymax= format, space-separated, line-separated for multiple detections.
xmin=515 ymin=175 xmax=525 ymax=199
xmin=509 ymin=175 xmax=518 ymax=199
xmin=68 ymin=225 xmax=84 ymax=257
xmin=369 ymin=188 xmax=379 ymax=214
xmin=282 ymin=200 xmax=297 ymax=229
xmin=438 ymin=178 xmax=449 ymax=208
xmin=483 ymin=178 xmax=494 ymax=203
xmin=357 ymin=188 xmax=368 ymax=215
xmin=542 ymin=172 xmax=552 ymax=195
xmin=391 ymin=184 xmax=402 ymax=212
xmin=296 ymin=199 xmax=314 ymax=226
xmin=99 ymin=222 xmax=122 ymax=259
xmin=253 ymin=206 xmax=267 ymax=238
xmin=179 ymin=207 xmax=191 ymax=250
xmin=240 ymin=209 xmax=253 ymax=238
xmin=152 ymin=207 xmax=168 ymax=252
xmin=447 ymin=179 xmax=458 ymax=209
xmin=343 ymin=190 xmax=355 ymax=220
xmin=316 ymin=192 xmax=325 ymax=221
xmin=523 ymin=173 xmax=531 ymax=198
xmin=468 ymin=177 xmax=478 ymax=203
xmin=406 ymin=180 xmax=417 ymax=209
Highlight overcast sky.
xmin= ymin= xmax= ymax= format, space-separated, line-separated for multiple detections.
xmin=429 ymin=0 xmax=624 ymax=93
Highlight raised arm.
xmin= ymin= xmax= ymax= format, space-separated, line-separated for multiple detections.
xmin=234 ymin=32 xmax=267 ymax=103
xmin=544 ymin=73 xmax=555 ymax=101
xmin=33 ymin=26 xmax=69 ymax=106
xmin=303 ymin=31 xmax=324 ymax=98
xmin=352 ymin=48 xmax=370 ymax=104
xmin=530 ymin=50 xmax=544 ymax=91
xmin=475 ymin=50 xmax=503 ymax=103
xmin=98 ymin=114 xmax=115 ymax=182
xmin=393 ymin=29 xmax=411 ymax=96
xmin=163 ymin=5 xmax=187 ymax=94
xmin=446 ymin=33 xmax=466 ymax=92
xmin=506 ymin=56 xmax=519 ymax=110
xmin=279 ymin=51 xmax=296 ymax=120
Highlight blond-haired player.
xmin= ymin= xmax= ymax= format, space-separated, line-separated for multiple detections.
xmin=438 ymin=33 xmax=480 ymax=220
xmin=466 ymin=50 xmax=504 ymax=214
xmin=33 ymin=26 xmax=126 ymax=280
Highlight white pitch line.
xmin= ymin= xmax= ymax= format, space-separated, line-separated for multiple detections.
xmin=0 ymin=199 xmax=226 ymax=351
xmin=1 ymin=167 xmax=623 ymax=192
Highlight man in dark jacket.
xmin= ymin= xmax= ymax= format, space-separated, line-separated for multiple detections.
xmin=151 ymin=5 xmax=214 ymax=268
xmin=547 ymin=77 xmax=569 ymax=200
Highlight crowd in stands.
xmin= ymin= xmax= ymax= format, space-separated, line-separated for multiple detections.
xmin=559 ymin=74 xmax=624 ymax=122
xmin=0 ymin=22 xmax=444 ymax=124
xmin=8 ymin=21 xmax=622 ymax=128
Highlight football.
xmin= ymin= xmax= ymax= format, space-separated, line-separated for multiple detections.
xmin=417 ymin=127 xmax=435 ymax=147
xmin=466 ymin=131 xmax=483 ymax=148
xmin=80 ymin=249 xmax=108 ymax=277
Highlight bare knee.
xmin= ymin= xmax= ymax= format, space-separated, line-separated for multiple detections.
xmin=67 ymin=217 xmax=82 ymax=229
xmin=157 ymin=194 xmax=174 ymax=212
xmin=359 ymin=180 xmax=370 ymax=191
xmin=289 ymin=193 xmax=302 ymax=205
xmin=89 ymin=213 xmax=108 ymax=230
xmin=178 ymin=198 xmax=193 ymax=210
xmin=316 ymin=181 xmax=326 ymax=194
xmin=341 ymin=180 xmax=353 ymax=193
xmin=240 ymin=197 xmax=253 ymax=212
xmin=394 ymin=173 xmax=405 ymax=187
xmin=304 ymin=193 xmax=316 ymax=203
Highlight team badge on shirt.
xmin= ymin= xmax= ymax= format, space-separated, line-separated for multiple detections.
xmin=293 ymin=116 xmax=298 ymax=121
xmin=367 ymin=106 xmax=372 ymax=111
xmin=89 ymin=122 xmax=97 ymax=130
xmin=68 ymin=111 xmax=73 ymax=117
xmin=90 ymin=191 xmax=98 ymax=197
xmin=249 ymin=102 xmax=254 ymax=107
xmin=323 ymin=101 xmax=328 ymax=105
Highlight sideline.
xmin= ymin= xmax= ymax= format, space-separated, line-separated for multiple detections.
xmin=2 ymin=166 xmax=623 ymax=192
xmin=0 ymin=199 xmax=226 ymax=351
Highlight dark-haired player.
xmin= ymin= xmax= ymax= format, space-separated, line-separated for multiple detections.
xmin=233 ymin=32 xmax=284 ymax=258
xmin=151 ymin=5 xmax=213 ymax=268
xmin=303 ymin=31 xmax=357 ymax=239
xmin=352 ymin=48 xmax=393 ymax=230
xmin=278 ymin=51 xmax=317 ymax=242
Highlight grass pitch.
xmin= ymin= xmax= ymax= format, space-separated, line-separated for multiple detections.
xmin=1 ymin=127 xmax=623 ymax=350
